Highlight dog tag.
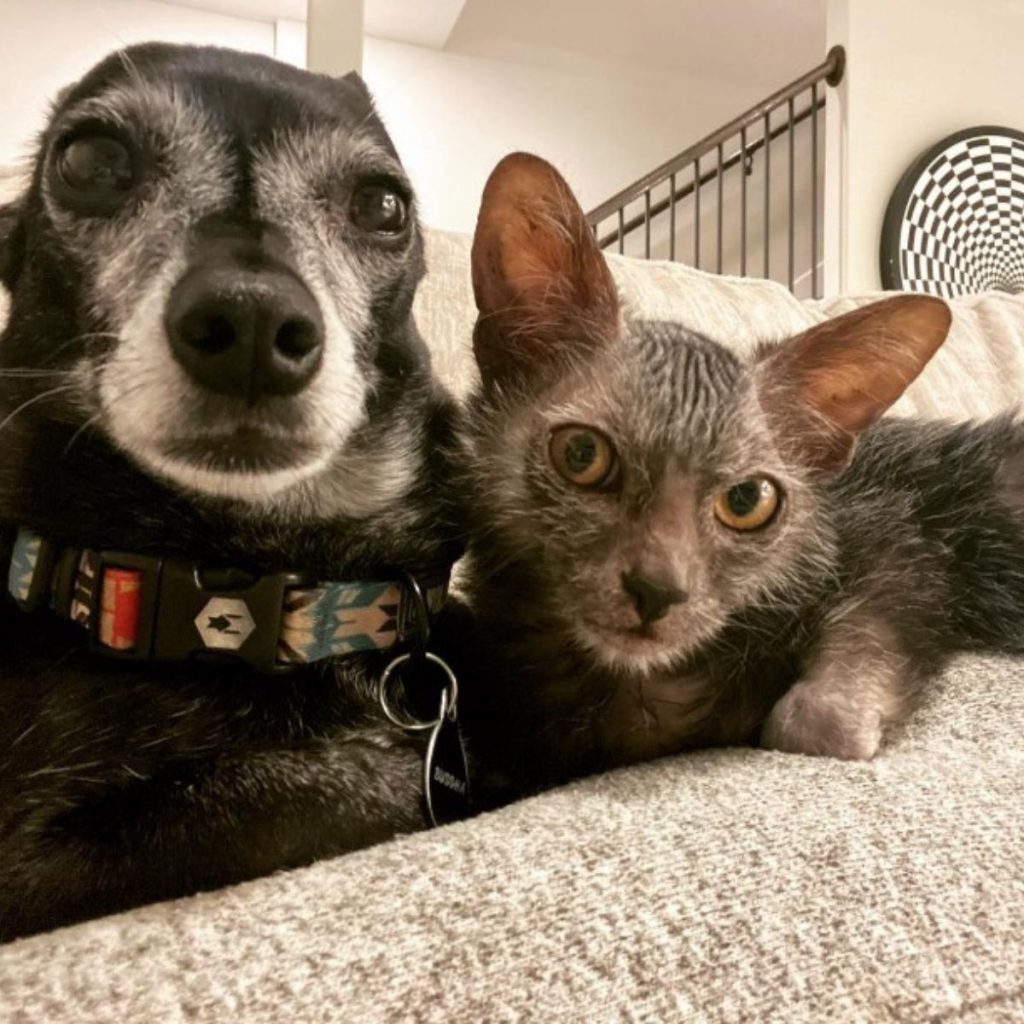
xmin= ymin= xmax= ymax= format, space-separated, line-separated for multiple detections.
xmin=424 ymin=687 xmax=471 ymax=827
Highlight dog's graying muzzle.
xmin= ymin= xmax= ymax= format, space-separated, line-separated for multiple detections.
xmin=165 ymin=219 xmax=325 ymax=401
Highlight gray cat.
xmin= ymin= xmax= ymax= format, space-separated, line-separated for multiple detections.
xmin=452 ymin=152 xmax=1024 ymax=797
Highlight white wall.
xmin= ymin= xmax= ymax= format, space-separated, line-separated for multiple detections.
xmin=274 ymin=17 xmax=307 ymax=69
xmin=828 ymin=0 xmax=1024 ymax=292
xmin=0 ymin=0 xmax=275 ymax=165
xmin=306 ymin=0 xmax=361 ymax=76
xmin=362 ymin=36 xmax=773 ymax=234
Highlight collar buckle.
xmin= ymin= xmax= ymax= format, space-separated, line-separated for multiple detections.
xmin=5 ymin=526 xmax=452 ymax=674
xmin=88 ymin=551 xmax=313 ymax=674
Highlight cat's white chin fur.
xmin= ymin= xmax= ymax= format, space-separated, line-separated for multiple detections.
xmin=573 ymin=623 xmax=682 ymax=676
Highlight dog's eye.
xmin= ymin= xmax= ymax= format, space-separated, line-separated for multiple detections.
xmin=713 ymin=477 xmax=781 ymax=531
xmin=53 ymin=134 xmax=137 ymax=216
xmin=57 ymin=136 xmax=135 ymax=198
xmin=549 ymin=425 xmax=620 ymax=490
xmin=349 ymin=184 xmax=408 ymax=234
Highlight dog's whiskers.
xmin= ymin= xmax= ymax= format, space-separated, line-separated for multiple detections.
xmin=60 ymin=375 xmax=157 ymax=457
xmin=0 ymin=368 xmax=76 ymax=379
xmin=60 ymin=410 xmax=105 ymax=457
xmin=0 ymin=384 xmax=79 ymax=436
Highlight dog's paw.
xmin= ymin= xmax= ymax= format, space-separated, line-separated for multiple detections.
xmin=760 ymin=683 xmax=883 ymax=761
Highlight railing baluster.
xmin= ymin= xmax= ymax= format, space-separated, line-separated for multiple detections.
xmin=581 ymin=46 xmax=845 ymax=294
xmin=787 ymin=96 xmax=795 ymax=292
xmin=644 ymin=190 xmax=651 ymax=258
xmin=811 ymin=82 xmax=819 ymax=299
xmin=740 ymin=126 xmax=747 ymax=277
xmin=763 ymin=111 xmax=770 ymax=280
xmin=716 ymin=142 xmax=724 ymax=274
xmin=593 ymin=101 xmax=823 ymax=252
xmin=694 ymin=157 xmax=701 ymax=270
xmin=669 ymin=172 xmax=677 ymax=261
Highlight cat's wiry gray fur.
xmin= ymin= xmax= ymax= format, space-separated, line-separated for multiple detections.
xmin=452 ymin=152 xmax=1024 ymax=798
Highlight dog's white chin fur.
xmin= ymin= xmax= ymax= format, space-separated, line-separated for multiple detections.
xmin=132 ymin=445 xmax=333 ymax=503
xmin=96 ymin=259 xmax=371 ymax=508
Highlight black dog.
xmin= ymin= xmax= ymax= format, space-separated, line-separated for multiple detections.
xmin=0 ymin=44 xmax=462 ymax=941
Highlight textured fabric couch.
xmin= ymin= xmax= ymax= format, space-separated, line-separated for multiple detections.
xmin=2 ymin=222 xmax=1024 ymax=1023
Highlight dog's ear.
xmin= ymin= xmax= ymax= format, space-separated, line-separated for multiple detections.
xmin=339 ymin=70 xmax=372 ymax=102
xmin=757 ymin=295 xmax=952 ymax=474
xmin=471 ymin=152 xmax=619 ymax=391
xmin=0 ymin=200 xmax=26 ymax=290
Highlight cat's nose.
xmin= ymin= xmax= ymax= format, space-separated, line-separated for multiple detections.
xmin=621 ymin=568 xmax=688 ymax=626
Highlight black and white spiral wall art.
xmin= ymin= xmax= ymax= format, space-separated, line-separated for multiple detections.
xmin=880 ymin=126 xmax=1024 ymax=298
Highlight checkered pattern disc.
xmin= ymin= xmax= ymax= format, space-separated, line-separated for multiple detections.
xmin=880 ymin=126 xmax=1024 ymax=298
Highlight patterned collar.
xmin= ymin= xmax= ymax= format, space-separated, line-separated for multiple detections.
xmin=3 ymin=527 xmax=451 ymax=674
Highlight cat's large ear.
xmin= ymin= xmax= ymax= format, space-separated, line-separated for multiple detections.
xmin=758 ymin=295 xmax=952 ymax=473
xmin=471 ymin=152 xmax=619 ymax=390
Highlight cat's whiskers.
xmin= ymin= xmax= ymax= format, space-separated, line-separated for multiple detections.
xmin=634 ymin=678 xmax=659 ymax=731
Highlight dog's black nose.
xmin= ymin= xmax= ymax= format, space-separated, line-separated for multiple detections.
xmin=166 ymin=267 xmax=324 ymax=400
xmin=621 ymin=568 xmax=687 ymax=626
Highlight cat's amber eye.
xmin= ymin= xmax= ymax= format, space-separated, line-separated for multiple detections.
xmin=549 ymin=425 xmax=619 ymax=489
xmin=713 ymin=477 xmax=780 ymax=531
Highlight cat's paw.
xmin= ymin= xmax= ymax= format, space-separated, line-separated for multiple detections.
xmin=760 ymin=683 xmax=883 ymax=761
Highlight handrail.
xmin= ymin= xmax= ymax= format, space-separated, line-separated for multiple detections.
xmin=595 ymin=96 xmax=824 ymax=251
xmin=585 ymin=45 xmax=845 ymax=227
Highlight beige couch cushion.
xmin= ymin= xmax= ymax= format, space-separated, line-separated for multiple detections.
xmin=2 ymin=654 xmax=1023 ymax=1023
xmin=416 ymin=227 xmax=1024 ymax=423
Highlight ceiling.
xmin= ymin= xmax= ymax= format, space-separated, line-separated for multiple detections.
xmin=445 ymin=0 xmax=826 ymax=89
xmin=364 ymin=0 xmax=467 ymax=49
xmin=167 ymin=0 xmax=826 ymax=90
xmin=170 ymin=0 xmax=470 ymax=48
xmin=170 ymin=0 xmax=307 ymax=21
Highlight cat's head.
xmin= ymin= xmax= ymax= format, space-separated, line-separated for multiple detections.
xmin=467 ymin=152 xmax=952 ymax=675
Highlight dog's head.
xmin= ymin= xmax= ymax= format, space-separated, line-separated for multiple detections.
xmin=0 ymin=44 xmax=432 ymax=513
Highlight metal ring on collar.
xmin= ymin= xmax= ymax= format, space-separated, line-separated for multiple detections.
xmin=377 ymin=651 xmax=459 ymax=732
xmin=399 ymin=570 xmax=432 ymax=651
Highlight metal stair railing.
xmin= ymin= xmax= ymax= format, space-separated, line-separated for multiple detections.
xmin=586 ymin=46 xmax=845 ymax=299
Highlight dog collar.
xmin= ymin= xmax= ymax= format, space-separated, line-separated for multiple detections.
xmin=3 ymin=528 xmax=450 ymax=674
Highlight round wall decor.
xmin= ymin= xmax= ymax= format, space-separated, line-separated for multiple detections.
xmin=880 ymin=126 xmax=1024 ymax=297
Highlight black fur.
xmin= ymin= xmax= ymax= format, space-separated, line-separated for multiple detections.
xmin=0 ymin=45 xmax=461 ymax=941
